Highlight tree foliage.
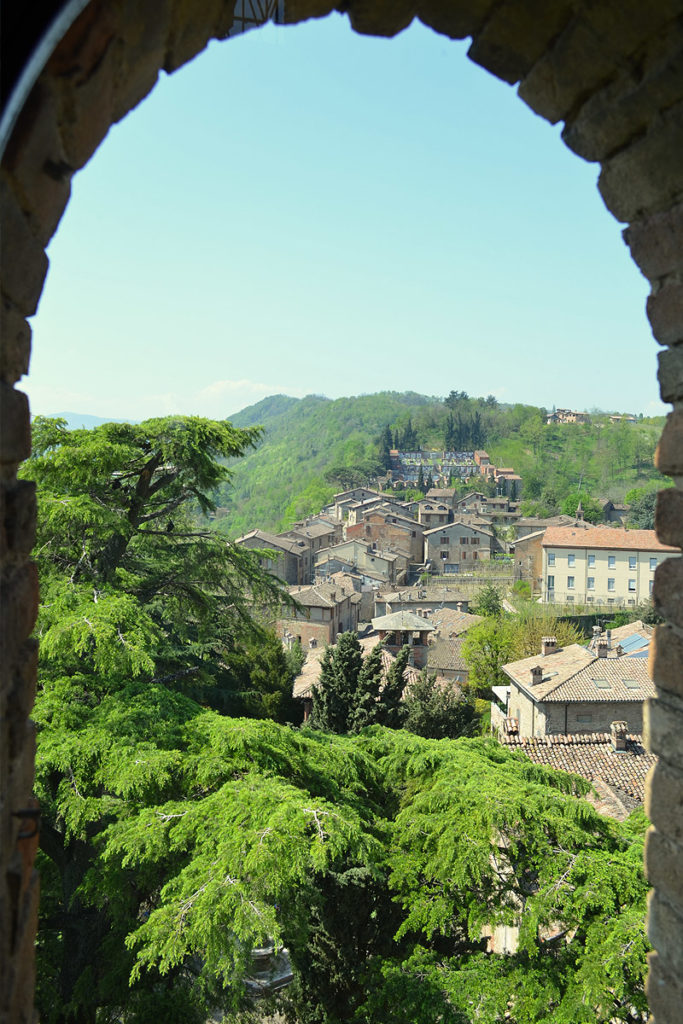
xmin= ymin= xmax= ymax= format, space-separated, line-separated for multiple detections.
xmin=27 ymin=418 xmax=649 ymax=1024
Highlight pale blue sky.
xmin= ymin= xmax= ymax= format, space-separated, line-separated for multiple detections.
xmin=27 ymin=13 xmax=664 ymax=421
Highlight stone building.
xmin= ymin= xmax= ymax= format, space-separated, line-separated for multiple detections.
xmin=4 ymin=3 xmax=683 ymax=1021
xmin=235 ymin=528 xmax=308 ymax=585
xmin=423 ymin=520 xmax=495 ymax=571
xmin=499 ymin=629 xmax=655 ymax=738
xmin=278 ymin=579 xmax=361 ymax=648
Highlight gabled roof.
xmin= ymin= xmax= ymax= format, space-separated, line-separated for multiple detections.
xmin=423 ymin=521 xmax=494 ymax=538
xmin=287 ymin=580 xmax=355 ymax=608
xmin=236 ymin=529 xmax=304 ymax=556
xmin=503 ymin=643 xmax=654 ymax=703
xmin=428 ymin=607 xmax=482 ymax=636
xmin=286 ymin=521 xmax=336 ymax=539
xmin=543 ymin=525 xmax=678 ymax=553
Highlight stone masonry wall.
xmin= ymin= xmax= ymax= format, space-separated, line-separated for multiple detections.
xmin=2 ymin=1 xmax=683 ymax=1021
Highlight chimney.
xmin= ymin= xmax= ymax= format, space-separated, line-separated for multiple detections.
xmin=616 ymin=644 xmax=624 ymax=657
xmin=541 ymin=636 xmax=557 ymax=657
xmin=530 ymin=665 xmax=543 ymax=685
xmin=606 ymin=629 xmax=612 ymax=649
xmin=610 ymin=720 xmax=627 ymax=752
xmin=597 ymin=639 xmax=608 ymax=658
xmin=592 ymin=625 xmax=602 ymax=639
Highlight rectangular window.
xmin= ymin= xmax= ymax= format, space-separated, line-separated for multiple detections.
xmin=587 ymin=577 xmax=595 ymax=590
xmin=547 ymin=575 xmax=555 ymax=590
xmin=567 ymin=576 xmax=575 ymax=589
xmin=441 ymin=551 xmax=448 ymax=560
xmin=608 ymin=555 xmax=616 ymax=569
xmin=568 ymin=554 xmax=575 ymax=567
xmin=471 ymin=537 xmax=479 ymax=545
xmin=461 ymin=551 xmax=466 ymax=559
xmin=547 ymin=553 xmax=555 ymax=566
xmin=566 ymin=595 xmax=574 ymax=602
xmin=629 ymin=555 xmax=637 ymax=570
xmin=650 ymin=557 xmax=657 ymax=571
xmin=608 ymin=578 xmax=615 ymax=592
xmin=473 ymin=550 xmax=478 ymax=560
xmin=586 ymin=596 xmax=594 ymax=603
xmin=441 ymin=536 xmax=449 ymax=545
xmin=628 ymin=579 xmax=636 ymax=592
xmin=460 ymin=537 xmax=468 ymax=545
xmin=588 ymin=554 xmax=595 ymax=568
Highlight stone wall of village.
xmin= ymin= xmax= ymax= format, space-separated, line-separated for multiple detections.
xmin=3 ymin=0 xmax=683 ymax=1020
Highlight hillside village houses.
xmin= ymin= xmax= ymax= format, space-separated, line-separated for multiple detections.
xmin=542 ymin=525 xmax=679 ymax=606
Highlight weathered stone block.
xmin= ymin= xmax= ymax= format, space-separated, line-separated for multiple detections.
xmin=650 ymin=623 xmax=683 ymax=701
xmin=0 ymin=563 xmax=39 ymax=656
xmin=563 ymin=27 xmax=683 ymax=164
xmin=8 ymin=720 xmax=36 ymax=799
xmin=581 ymin=0 xmax=681 ymax=61
xmin=418 ymin=0 xmax=495 ymax=40
xmin=624 ymin=200 xmax=683 ymax=280
xmin=0 ymin=385 xmax=31 ymax=465
xmin=47 ymin=0 xmax=117 ymax=78
xmin=646 ymin=758 xmax=683 ymax=845
xmin=6 ymin=869 xmax=39 ymax=1024
xmin=164 ymin=0 xmax=234 ymax=73
xmin=0 ymin=179 xmax=49 ymax=317
xmin=346 ymin=0 xmax=417 ymax=38
xmin=113 ymin=0 xmax=172 ymax=123
xmin=0 ymin=480 xmax=37 ymax=560
xmin=7 ymin=640 xmax=38 ymax=729
xmin=2 ymin=79 xmax=73 ymax=247
xmin=645 ymin=826 xmax=683 ymax=908
xmin=648 ymin=280 xmax=683 ymax=347
xmin=655 ymin=487 xmax=683 ymax=547
xmin=0 ymin=300 xmax=31 ymax=386
xmin=598 ymin=98 xmax=683 ymax=223
xmin=658 ymin=344 xmax=683 ymax=402
xmin=647 ymin=889 xmax=683 ymax=978
xmin=468 ymin=0 xmax=573 ymax=86
xmin=655 ymin=411 xmax=683 ymax=476
xmin=645 ymin=693 xmax=683 ymax=773
xmin=518 ymin=17 xmax=619 ymax=125
xmin=282 ymin=0 xmax=336 ymax=24
xmin=648 ymin=950 xmax=683 ymax=1024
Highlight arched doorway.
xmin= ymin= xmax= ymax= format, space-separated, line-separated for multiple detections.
xmin=2 ymin=3 xmax=682 ymax=1020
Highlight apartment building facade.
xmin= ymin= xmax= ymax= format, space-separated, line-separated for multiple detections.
xmin=542 ymin=526 xmax=678 ymax=607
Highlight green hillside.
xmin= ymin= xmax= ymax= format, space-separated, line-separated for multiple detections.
xmin=214 ymin=391 xmax=667 ymax=537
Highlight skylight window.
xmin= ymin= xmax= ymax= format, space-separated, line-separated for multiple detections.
xmin=622 ymin=678 xmax=641 ymax=690
xmin=593 ymin=678 xmax=612 ymax=690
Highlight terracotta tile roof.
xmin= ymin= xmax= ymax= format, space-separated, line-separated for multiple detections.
xmin=428 ymin=607 xmax=482 ymax=636
xmin=287 ymin=581 xmax=356 ymax=608
xmin=543 ymin=525 xmax=678 ymax=553
xmin=372 ymin=611 xmax=436 ymax=632
xmin=503 ymin=642 xmax=655 ymax=702
xmin=427 ymin=635 xmax=468 ymax=672
xmin=499 ymin=732 xmax=656 ymax=802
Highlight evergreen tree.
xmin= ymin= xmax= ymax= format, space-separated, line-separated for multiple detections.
xmin=376 ymin=645 xmax=409 ymax=729
xmin=309 ymin=633 xmax=364 ymax=733
xmin=403 ymin=671 xmax=476 ymax=739
xmin=417 ymin=465 xmax=426 ymax=493
xmin=425 ymin=471 xmax=434 ymax=492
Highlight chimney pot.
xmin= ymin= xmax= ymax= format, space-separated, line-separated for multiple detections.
xmin=530 ymin=665 xmax=543 ymax=685
xmin=541 ymin=636 xmax=557 ymax=657
xmin=597 ymin=639 xmax=608 ymax=658
xmin=610 ymin=720 xmax=627 ymax=751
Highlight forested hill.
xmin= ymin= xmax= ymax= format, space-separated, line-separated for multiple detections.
xmin=213 ymin=391 xmax=666 ymax=538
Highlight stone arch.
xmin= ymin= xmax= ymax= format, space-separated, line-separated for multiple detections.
xmin=2 ymin=2 xmax=683 ymax=1020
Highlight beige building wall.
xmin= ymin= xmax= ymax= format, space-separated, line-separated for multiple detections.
xmin=543 ymin=545 xmax=672 ymax=607
xmin=509 ymin=683 xmax=644 ymax=736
